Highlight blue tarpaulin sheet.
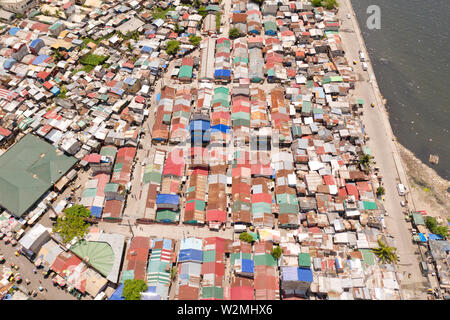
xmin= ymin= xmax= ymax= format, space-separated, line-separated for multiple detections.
xmin=30 ymin=39 xmax=44 ymax=48
xmin=242 ymin=259 xmax=254 ymax=274
xmin=109 ymin=284 xmax=124 ymax=300
xmin=214 ymin=69 xmax=231 ymax=78
xmin=90 ymin=206 xmax=102 ymax=218
xmin=297 ymin=267 xmax=313 ymax=282
xmin=9 ymin=27 xmax=20 ymax=36
xmin=141 ymin=46 xmax=152 ymax=53
xmin=32 ymin=55 xmax=50 ymax=66
xmin=211 ymin=124 xmax=230 ymax=133
xmin=156 ymin=194 xmax=180 ymax=205
xmin=418 ymin=233 xmax=427 ymax=242
xmin=178 ymin=249 xmax=203 ymax=262
xmin=428 ymin=233 xmax=443 ymax=241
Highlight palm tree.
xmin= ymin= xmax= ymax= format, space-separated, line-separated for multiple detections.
xmin=358 ymin=153 xmax=373 ymax=171
xmin=372 ymin=238 xmax=397 ymax=264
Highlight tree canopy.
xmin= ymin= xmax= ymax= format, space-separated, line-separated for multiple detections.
xmin=123 ymin=279 xmax=147 ymax=300
xmin=239 ymin=232 xmax=253 ymax=243
xmin=311 ymin=0 xmax=339 ymax=9
xmin=229 ymin=27 xmax=242 ymax=39
xmin=166 ymin=40 xmax=180 ymax=56
xmin=53 ymin=205 xmax=91 ymax=244
xmin=372 ymin=239 xmax=397 ymax=264
xmin=425 ymin=216 xmax=448 ymax=238
xmin=376 ymin=186 xmax=385 ymax=197
xmin=189 ymin=35 xmax=202 ymax=47
xmin=271 ymin=246 xmax=283 ymax=259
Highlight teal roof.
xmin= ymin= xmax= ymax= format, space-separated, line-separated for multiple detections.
xmin=0 ymin=134 xmax=77 ymax=217
xmin=298 ymin=253 xmax=311 ymax=268
xmin=254 ymin=253 xmax=277 ymax=267
xmin=71 ymin=240 xmax=115 ymax=277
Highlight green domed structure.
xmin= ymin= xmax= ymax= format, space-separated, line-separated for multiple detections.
xmin=71 ymin=241 xmax=115 ymax=277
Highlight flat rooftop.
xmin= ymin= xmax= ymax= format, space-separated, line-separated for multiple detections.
xmin=0 ymin=134 xmax=77 ymax=217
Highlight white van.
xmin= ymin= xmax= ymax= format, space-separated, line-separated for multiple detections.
xmin=359 ymin=51 xmax=366 ymax=62
xmin=397 ymin=183 xmax=406 ymax=196
xmin=362 ymin=62 xmax=368 ymax=71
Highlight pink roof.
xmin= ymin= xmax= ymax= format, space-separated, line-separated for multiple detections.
xmin=206 ymin=210 xmax=227 ymax=222
xmin=231 ymin=286 xmax=254 ymax=300
xmin=82 ymin=153 xmax=101 ymax=163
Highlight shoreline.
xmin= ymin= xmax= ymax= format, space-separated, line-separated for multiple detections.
xmin=344 ymin=0 xmax=449 ymax=219
xmin=339 ymin=0 xmax=431 ymax=298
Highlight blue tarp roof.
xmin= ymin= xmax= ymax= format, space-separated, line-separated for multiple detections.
xmin=242 ymin=259 xmax=254 ymax=274
xmin=9 ymin=27 xmax=20 ymax=36
xmin=50 ymin=87 xmax=60 ymax=95
xmin=297 ymin=267 xmax=313 ymax=282
xmin=211 ymin=124 xmax=230 ymax=133
xmin=428 ymin=233 xmax=443 ymax=241
xmin=178 ymin=249 xmax=203 ymax=263
xmin=3 ymin=58 xmax=16 ymax=70
xmin=30 ymin=38 xmax=44 ymax=48
xmin=156 ymin=93 xmax=161 ymax=101
xmin=418 ymin=233 xmax=427 ymax=242
xmin=90 ymin=206 xmax=102 ymax=218
xmin=156 ymin=194 xmax=180 ymax=205
xmin=141 ymin=46 xmax=152 ymax=53
xmin=214 ymin=69 xmax=231 ymax=78
xmin=109 ymin=283 xmax=125 ymax=300
xmin=32 ymin=55 xmax=50 ymax=66
xmin=190 ymin=120 xmax=211 ymax=132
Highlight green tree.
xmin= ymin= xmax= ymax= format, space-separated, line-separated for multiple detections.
xmin=271 ymin=246 xmax=283 ymax=259
xmin=193 ymin=0 xmax=201 ymax=8
xmin=239 ymin=232 xmax=253 ymax=243
xmin=197 ymin=6 xmax=207 ymax=18
xmin=166 ymin=40 xmax=180 ymax=56
xmin=376 ymin=186 xmax=385 ymax=197
xmin=425 ymin=216 xmax=448 ymax=238
xmin=58 ymin=85 xmax=68 ymax=98
xmin=123 ymin=279 xmax=147 ymax=300
xmin=372 ymin=238 xmax=397 ymax=264
xmin=174 ymin=23 xmax=185 ymax=34
xmin=52 ymin=49 xmax=63 ymax=62
xmin=215 ymin=12 xmax=221 ymax=32
xmin=170 ymin=266 xmax=177 ymax=280
xmin=358 ymin=153 xmax=373 ymax=171
xmin=311 ymin=0 xmax=322 ymax=7
xmin=229 ymin=27 xmax=241 ymax=39
xmin=189 ymin=35 xmax=201 ymax=47
xmin=323 ymin=0 xmax=338 ymax=10
xmin=53 ymin=205 xmax=91 ymax=244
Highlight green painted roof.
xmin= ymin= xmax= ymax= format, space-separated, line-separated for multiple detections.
xmin=298 ymin=253 xmax=311 ymax=268
xmin=359 ymin=249 xmax=375 ymax=266
xmin=202 ymin=286 xmax=223 ymax=299
xmin=156 ymin=210 xmax=179 ymax=222
xmin=412 ymin=213 xmax=425 ymax=225
xmin=178 ymin=65 xmax=193 ymax=79
xmin=231 ymin=252 xmax=252 ymax=265
xmin=71 ymin=240 xmax=115 ymax=277
xmin=254 ymin=253 xmax=277 ymax=267
xmin=0 ymin=134 xmax=77 ymax=217
xmin=203 ymin=250 xmax=216 ymax=263
xmin=104 ymin=183 xmax=119 ymax=193
xmin=362 ymin=201 xmax=377 ymax=210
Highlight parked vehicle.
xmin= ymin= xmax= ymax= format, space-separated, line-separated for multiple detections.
xmin=397 ymin=183 xmax=406 ymax=196
xmin=359 ymin=50 xmax=366 ymax=62
xmin=362 ymin=62 xmax=368 ymax=71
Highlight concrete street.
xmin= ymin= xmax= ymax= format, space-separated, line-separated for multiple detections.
xmin=338 ymin=0 xmax=428 ymax=299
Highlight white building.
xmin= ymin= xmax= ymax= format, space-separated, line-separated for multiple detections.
xmin=0 ymin=0 xmax=37 ymax=14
